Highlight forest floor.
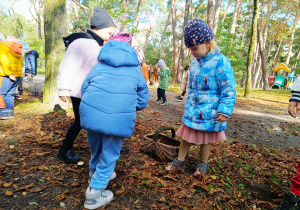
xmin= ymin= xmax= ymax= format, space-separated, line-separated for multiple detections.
xmin=0 ymin=76 xmax=299 ymax=209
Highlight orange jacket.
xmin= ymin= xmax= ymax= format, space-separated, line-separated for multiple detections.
xmin=0 ymin=41 xmax=23 ymax=77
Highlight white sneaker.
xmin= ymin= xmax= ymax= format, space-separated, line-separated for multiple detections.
xmin=84 ymin=187 xmax=113 ymax=209
xmin=88 ymin=171 xmax=117 ymax=183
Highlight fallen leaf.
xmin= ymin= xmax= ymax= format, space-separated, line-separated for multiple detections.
xmin=4 ymin=182 xmax=12 ymax=188
xmin=5 ymin=191 xmax=13 ymax=196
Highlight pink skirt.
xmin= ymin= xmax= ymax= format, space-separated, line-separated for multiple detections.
xmin=176 ymin=124 xmax=227 ymax=144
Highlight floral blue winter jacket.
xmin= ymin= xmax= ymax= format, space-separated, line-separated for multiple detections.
xmin=80 ymin=41 xmax=149 ymax=138
xmin=182 ymin=50 xmax=236 ymax=132
xmin=25 ymin=50 xmax=39 ymax=75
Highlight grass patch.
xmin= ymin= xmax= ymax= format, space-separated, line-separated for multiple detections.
xmin=37 ymin=67 xmax=45 ymax=75
xmin=236 ymin=85 xmax=291 ymax=103
xmin=15 ymin=100 xmax=51 ymax=117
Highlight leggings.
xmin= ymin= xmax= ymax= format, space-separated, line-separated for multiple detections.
xmin=157 ymin=88 xmax=167 ymax=103
xmin=59 ymin=97 xmax=82 ymax=153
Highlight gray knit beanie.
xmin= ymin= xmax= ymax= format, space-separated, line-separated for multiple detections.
xmin=157 ymin=60 xmax=166 ymax=68
xmin=91 ymin=7 xmax=116 ymax=29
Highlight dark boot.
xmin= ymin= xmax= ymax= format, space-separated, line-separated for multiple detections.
xmin=57 ymin=149 xmax=81 ymax=164
xmin=275 ymin=192 xmax=300 ymax=210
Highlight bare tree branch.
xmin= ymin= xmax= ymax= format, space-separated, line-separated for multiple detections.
xmin=72 ymin=0 xmax=91 ymax=20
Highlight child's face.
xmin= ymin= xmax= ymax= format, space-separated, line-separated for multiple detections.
xmin=94 ymin=27 xmax=117 ymax=43
xmin=188 ymin=42 xmax=210 ymax=59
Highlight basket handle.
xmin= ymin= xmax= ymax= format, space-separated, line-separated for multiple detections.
xmin=153 ymin=127 xmax=176 ymax=142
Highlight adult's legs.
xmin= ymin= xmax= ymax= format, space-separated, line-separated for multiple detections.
xmin=87 ymin=131 xmax=124 ymax=189
xmin=57 ymin=97 xmax=81 ymax=163
xmin=26 ymin=74 xmax=37 ymax=94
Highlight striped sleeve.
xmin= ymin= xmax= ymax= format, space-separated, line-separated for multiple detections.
xmin=290 ymin=75 xmax=300 ymax=102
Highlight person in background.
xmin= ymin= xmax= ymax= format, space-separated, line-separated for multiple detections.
xmin=80 ymin=32 xmax=149 ymax=209
xmin=13 ymin=41 xmax=28 ymax=100
xmin=175 ymin=65 xmax=190 ymax=102
xmin=56 ymin=7 xmax=117 ymax=164
xmin=146 ymin=60 xmax=152 ymax=84
xmin=153 ymin=59 xmax=159 ymax=83
xmin=275 ymin=75 xmax=300 ymax=209
xmin=0 ymin=34 xmax=22 ymax=119
xmin=165 ymin=19 xmax=236 ymax=175
xmin=23 ymin=42 xmax=39 ymax=96
xmin=155 ymin=59 xmax=170 ymax=106
xmin=141 ymin=62 xmax=148 ymax=84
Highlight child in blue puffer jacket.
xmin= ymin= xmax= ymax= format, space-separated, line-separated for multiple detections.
xmin=165 ymin=19 xmax=236 ymax=175
xmin=80 ymin=33 xmax=149 ymax=209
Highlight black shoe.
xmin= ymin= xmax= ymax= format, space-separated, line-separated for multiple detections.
xmin=174 ymin=96 xmax=183 ymax=101
xmin=57 ymin=149 xmax=81 ymax=164
xmin=120 ymin=147 xmax=129 ymax=155
xmin=275 ymin=192 xmax=300 ymax=210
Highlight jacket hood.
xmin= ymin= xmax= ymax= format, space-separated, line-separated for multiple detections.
xmin=27 ymin=50 xmax=39 ymax=58
xmin=0 ymin=41 xmax=22 ymax=55
xmin=99 ymin=41 xmax=139 ymax=67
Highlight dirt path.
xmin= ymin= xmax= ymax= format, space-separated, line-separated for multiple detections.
xmin=145 ymin=88 xmax=300 ymax=154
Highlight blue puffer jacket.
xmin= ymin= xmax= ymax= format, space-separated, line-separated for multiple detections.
xmin=182 ymin=50 xmax=236 ymax=132
xmin=80 ymin=41 xmax=149 ymax=138
xmin=25 ymin=50 xmax=39 ymax=75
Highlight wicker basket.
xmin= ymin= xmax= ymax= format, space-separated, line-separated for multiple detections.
xmin=141 ymin=127 xmax=181 ymax=162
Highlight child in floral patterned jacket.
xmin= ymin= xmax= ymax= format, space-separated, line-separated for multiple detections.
xmin=165 ymin=19 xmax=236 ymax=175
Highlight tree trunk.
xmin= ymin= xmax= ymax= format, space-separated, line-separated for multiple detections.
xmin=73 ymin=2 xmax=79 ymax=21
xmin=193 ymin=0 xmax=204 ymax=19
xmin=212 ymin=0 xmax=222 ymax=34
xmin=230 ymin=0 xmax=241 ymax=34
xmin=244 ymin=0 xmax=259 ymax=98
xmin=222 ymin=0 xmax=234 ymax=23
xmin=177 ymin=0 xmax=190 ymax=83
xmin=292 ymin=51 xmax=300 ymax=70
xmin=170 ymin=0 xmax=179 ymax=83
xmin=272 ymin=38 xmax=283 ymax=70
xmin=131 ymin=0 xmax=142 ymax=37
xmin=120 ymin=0 xmax=129 ymax=32
xmin=258 ymin=27 xmax=269 ymax=91
xmin=252 ymin=56 xmax=261 ymax=89
xmin=44 ymin=0 xmax=68 ymax=108
xmin=207 ymin=0 xmax=214 ymax=28
xmin=29 ymin=0 xmax=44 ymax=39
xmin=285 ymin=10 xmax=300 ymax=68
xmin=144 ymin=25 xmax=151 ymax=51
xmin=159 ymin=12 xmax=171 ymax=55
xmin=8 ymin=0 xmax=23 ymax=38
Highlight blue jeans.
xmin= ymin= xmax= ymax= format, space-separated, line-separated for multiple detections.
xmin=87 ymin=131 xmax=124 ymax=189
xmin=0 ymin=76 xmax=20 ymax=117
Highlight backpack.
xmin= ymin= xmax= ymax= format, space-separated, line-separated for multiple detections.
xmin=63 ymin=32 xmax=93 ymax=50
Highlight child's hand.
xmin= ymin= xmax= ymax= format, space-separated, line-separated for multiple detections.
xmin=216 ymin=114 xmax=228 ymax=122
xmin=59 ymin=96 xmax=69 ymax=102
xmin=288 ymin=101 xmax=300 ymax=118
xmin=8 ymin=74 xmax=16 ymax=81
